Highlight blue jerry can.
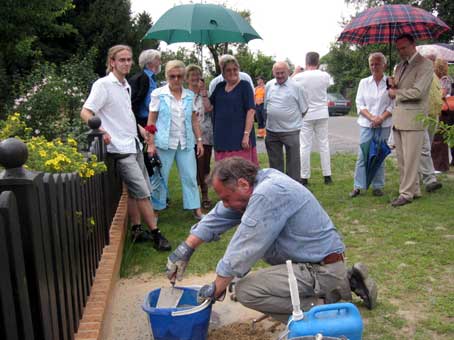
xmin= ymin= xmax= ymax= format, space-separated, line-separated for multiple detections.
xmin=287 ymin=302 xmax=363 ymax=340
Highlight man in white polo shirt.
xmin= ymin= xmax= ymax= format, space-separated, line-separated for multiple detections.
xmin=293 ymin=52 xmax=332 ymax=186
xmin=80 ymin=44 xmax=171 ymax=251
xmin=264 ymin=61 xmax=308 ymax=182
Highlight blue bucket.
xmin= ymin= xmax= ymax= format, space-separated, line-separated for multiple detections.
xmin=142 ymin=287 xmax=212 ymax=340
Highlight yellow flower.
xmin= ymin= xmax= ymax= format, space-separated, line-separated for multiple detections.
xmin=68 ymin=138 xmax=77 ymax=147
xmin=39 ymin=150 xmax=47 ymax=157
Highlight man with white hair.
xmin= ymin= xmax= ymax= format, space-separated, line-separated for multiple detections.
xmin=129 ymin=49 xmax=163 ymax=233
xmin=208 ymin=54 xmax=254 ymax=96
xmin=264 ymin=61 xmax=308 ymax=182
xmin=130 ymin=49 xmax=162 ymax=127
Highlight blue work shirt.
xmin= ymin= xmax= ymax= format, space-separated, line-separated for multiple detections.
xmin=190 ymin=169 xmax=346 ymax=278
xmin=138 ymin=68 xmax=157 ymax=119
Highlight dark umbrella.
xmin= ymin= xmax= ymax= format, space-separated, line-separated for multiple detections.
xmin=338 ymin=4 xmax=451 ymax=65
xmin=360 ymin=129 xmax=391 ymax=189
xmin=143 ymin=3 xmax=261 ymax=45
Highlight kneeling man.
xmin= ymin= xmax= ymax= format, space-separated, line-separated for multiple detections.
xmin=166 ymin=157 xmax=377 ymax=322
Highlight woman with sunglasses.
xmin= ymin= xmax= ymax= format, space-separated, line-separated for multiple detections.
xmin=200 ymin=55 xmax=258 ymax=165
xmin=147 ymin=60 xmax=205 ymax=220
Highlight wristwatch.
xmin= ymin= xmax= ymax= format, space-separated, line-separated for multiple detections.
xmin=197 ymin=137 xmax=203 ymax=142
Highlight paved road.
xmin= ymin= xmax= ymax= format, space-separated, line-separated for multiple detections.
xmin=256 ymin=115 xmax=360 ymax=154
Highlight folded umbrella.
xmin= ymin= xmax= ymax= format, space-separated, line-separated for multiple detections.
xmin=360 ymin=128 xmax=392 ymax=189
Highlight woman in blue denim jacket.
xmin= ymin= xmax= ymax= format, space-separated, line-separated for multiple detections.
xmin=147 ymin=60 xmax=205 ymax=220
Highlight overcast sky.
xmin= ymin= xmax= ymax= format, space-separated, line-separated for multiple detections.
xmin=130 ymin=0 xmax=357 ymax=67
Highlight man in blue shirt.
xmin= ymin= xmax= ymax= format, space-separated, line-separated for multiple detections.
xmin=129 ymin=49 xmax=162 ymax=241
xmin=167 ymin=157 xmax=377 ymax=322
xmin=130 ymin=49 xmax=161 ymax=127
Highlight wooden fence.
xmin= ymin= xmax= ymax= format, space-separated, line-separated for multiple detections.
xmin=0 ymin=119 xmax=122 ymax=340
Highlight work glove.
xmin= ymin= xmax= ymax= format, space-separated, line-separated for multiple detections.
xmin=197 ymin=281 xmax=226 ymax=304
xmin=166 ymin=241 xmax=194 ymax=282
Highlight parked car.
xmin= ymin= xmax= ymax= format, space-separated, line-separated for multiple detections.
xmin=327 ymin=93 xmax=351 ymax=116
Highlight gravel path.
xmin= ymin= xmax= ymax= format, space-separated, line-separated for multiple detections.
xmin=256 ymin=115 xmax=360 ymax=155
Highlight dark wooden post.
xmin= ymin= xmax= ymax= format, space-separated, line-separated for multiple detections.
xmin=0 ymin=191 xmax=35 ymax=340
xmin=86 ymin=116 xmax=105 ymax=162
xmin=0 ymin=138 xmax=58 ymax=340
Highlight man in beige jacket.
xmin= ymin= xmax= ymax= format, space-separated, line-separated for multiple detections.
xmin=388 ymin=34 xmax=433 ymax=207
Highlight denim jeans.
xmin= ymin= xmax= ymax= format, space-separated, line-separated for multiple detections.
xmin=151 ymin=145 xmax=200 ymax=211
xmin=353 ymin=126 xmax=391 ymax=190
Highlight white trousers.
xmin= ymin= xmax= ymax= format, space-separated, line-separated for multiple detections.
xmin=300 ymin=118 xmax=331 ymax=178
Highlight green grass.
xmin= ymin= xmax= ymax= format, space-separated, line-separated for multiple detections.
xmin=120 ymin=152 xmax=454 ymax=339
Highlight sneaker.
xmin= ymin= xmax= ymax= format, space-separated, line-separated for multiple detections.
xmin=300 ymin=178 xmax=309 ymax=187
xmin=131 ymin=225 xmax=153 ymax=243
xmin=150 ymin=229 xmax=171 ymax=251
xmin=349 ymin=189 xmax=361 ymax=198
xmin=348 ymin=263 xmax=377 ymax=310
xmin=324 ymin=176 xmax=333 ymax=185
xmin=425 ymin=181 xmax=442 ymax=193
xmin=372 ymin=188 xmax=384 ymax=197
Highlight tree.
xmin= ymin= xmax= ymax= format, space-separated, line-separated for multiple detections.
xmin=206 ymin=8 xmax=253 ymax=75
xmin=235 ymin=46 xmax=275 ymax=81
xmin=0 ymin=0 xmax=75 ymax=110
xmin=72 ymin=0 xmax=133 ymax=75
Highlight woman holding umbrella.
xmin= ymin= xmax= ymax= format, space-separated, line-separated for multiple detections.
xmin=147 ymin=60 xmax=205 ymax=220
xmin=350 ymin=52 xmax=393 ymax=198
xmin=200 ymin=55 xmax=258 ymax=165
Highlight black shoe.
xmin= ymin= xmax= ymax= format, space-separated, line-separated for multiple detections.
xmin=391 ymin=196 xmax=411 ymax=207
xmin=349 ymin=263 xmax=377 ymax=310
xmin=324 ymin=176 xmax=333 ymax=185
xmin=150 ymin=229 xmax=171 ymax=251
xmin=372 ymin=188 xmax=384 ymax=197
xmin=426 ymin=181 xmax=442 ymax=193
xmin=131 ymin=225 xmax=153 ymax=243
xmin=300 ymin=178 xmax=309 ymax=186
xmin=349 ymin=189 xmax=361 ymax=198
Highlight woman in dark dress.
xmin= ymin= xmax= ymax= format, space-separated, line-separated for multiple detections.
xmin=200 ymin=55 xmax=258 ymax=165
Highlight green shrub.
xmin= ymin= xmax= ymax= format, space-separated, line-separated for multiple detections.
xmin=11 ymin=49 xmax=98 ymax=142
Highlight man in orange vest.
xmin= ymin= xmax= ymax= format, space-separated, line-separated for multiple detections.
xmin=255 ymin=76 xmax=266 ymax=138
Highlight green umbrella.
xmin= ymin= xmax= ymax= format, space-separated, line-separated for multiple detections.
xmin=143 ymin=4 xmax=262 ymax=45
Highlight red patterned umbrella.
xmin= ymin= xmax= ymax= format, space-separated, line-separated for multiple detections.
xmin=338 ymin=4 xmax=450 ymax=45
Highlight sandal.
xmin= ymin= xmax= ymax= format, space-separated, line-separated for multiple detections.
xmin=202 ymin=199 xmax=212 ymax=209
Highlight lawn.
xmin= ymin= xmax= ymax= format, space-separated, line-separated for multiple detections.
xmin=120 ymin=152 xmax=454 ymax=339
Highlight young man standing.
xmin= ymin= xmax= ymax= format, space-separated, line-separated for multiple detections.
xmin=80 ymin=45 xmax=171 ymax=251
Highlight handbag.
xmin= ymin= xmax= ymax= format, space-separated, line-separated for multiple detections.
xmin=441 ymin=96 xmax=454 ymax=112
xmin=441 ymin=96 xmax=454 ymax=126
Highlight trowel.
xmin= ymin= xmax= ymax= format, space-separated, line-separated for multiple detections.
xmin=156 ymin=278 xmax=184 ymax=308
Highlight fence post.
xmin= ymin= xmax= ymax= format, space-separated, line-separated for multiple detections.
xmin=0 ymin=138 xmax=58 ymax=340
xmin=86 ymin=116 xmax=106 ymax=162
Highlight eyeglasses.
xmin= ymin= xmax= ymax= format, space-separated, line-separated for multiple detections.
xmin=117 ymin=57 xmax=132 ymax=63
xmin=169 ymin=74 xmax=183 ymax=80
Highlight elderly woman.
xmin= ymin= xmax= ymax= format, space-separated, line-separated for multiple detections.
xmin=201 ymin=55 xmax=258 ymax=165
xmin=147 ymin=60 xmax=204 ymax=219
xmin=350 ymin=52 xmax=393 ymax=198
xmin=432 ymin=58 xmax=453 ymax=171
xmin=186 ymin=64 xmax=214 ymax=209
xmin=435 ymin=58 xmax=452 ymax=98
